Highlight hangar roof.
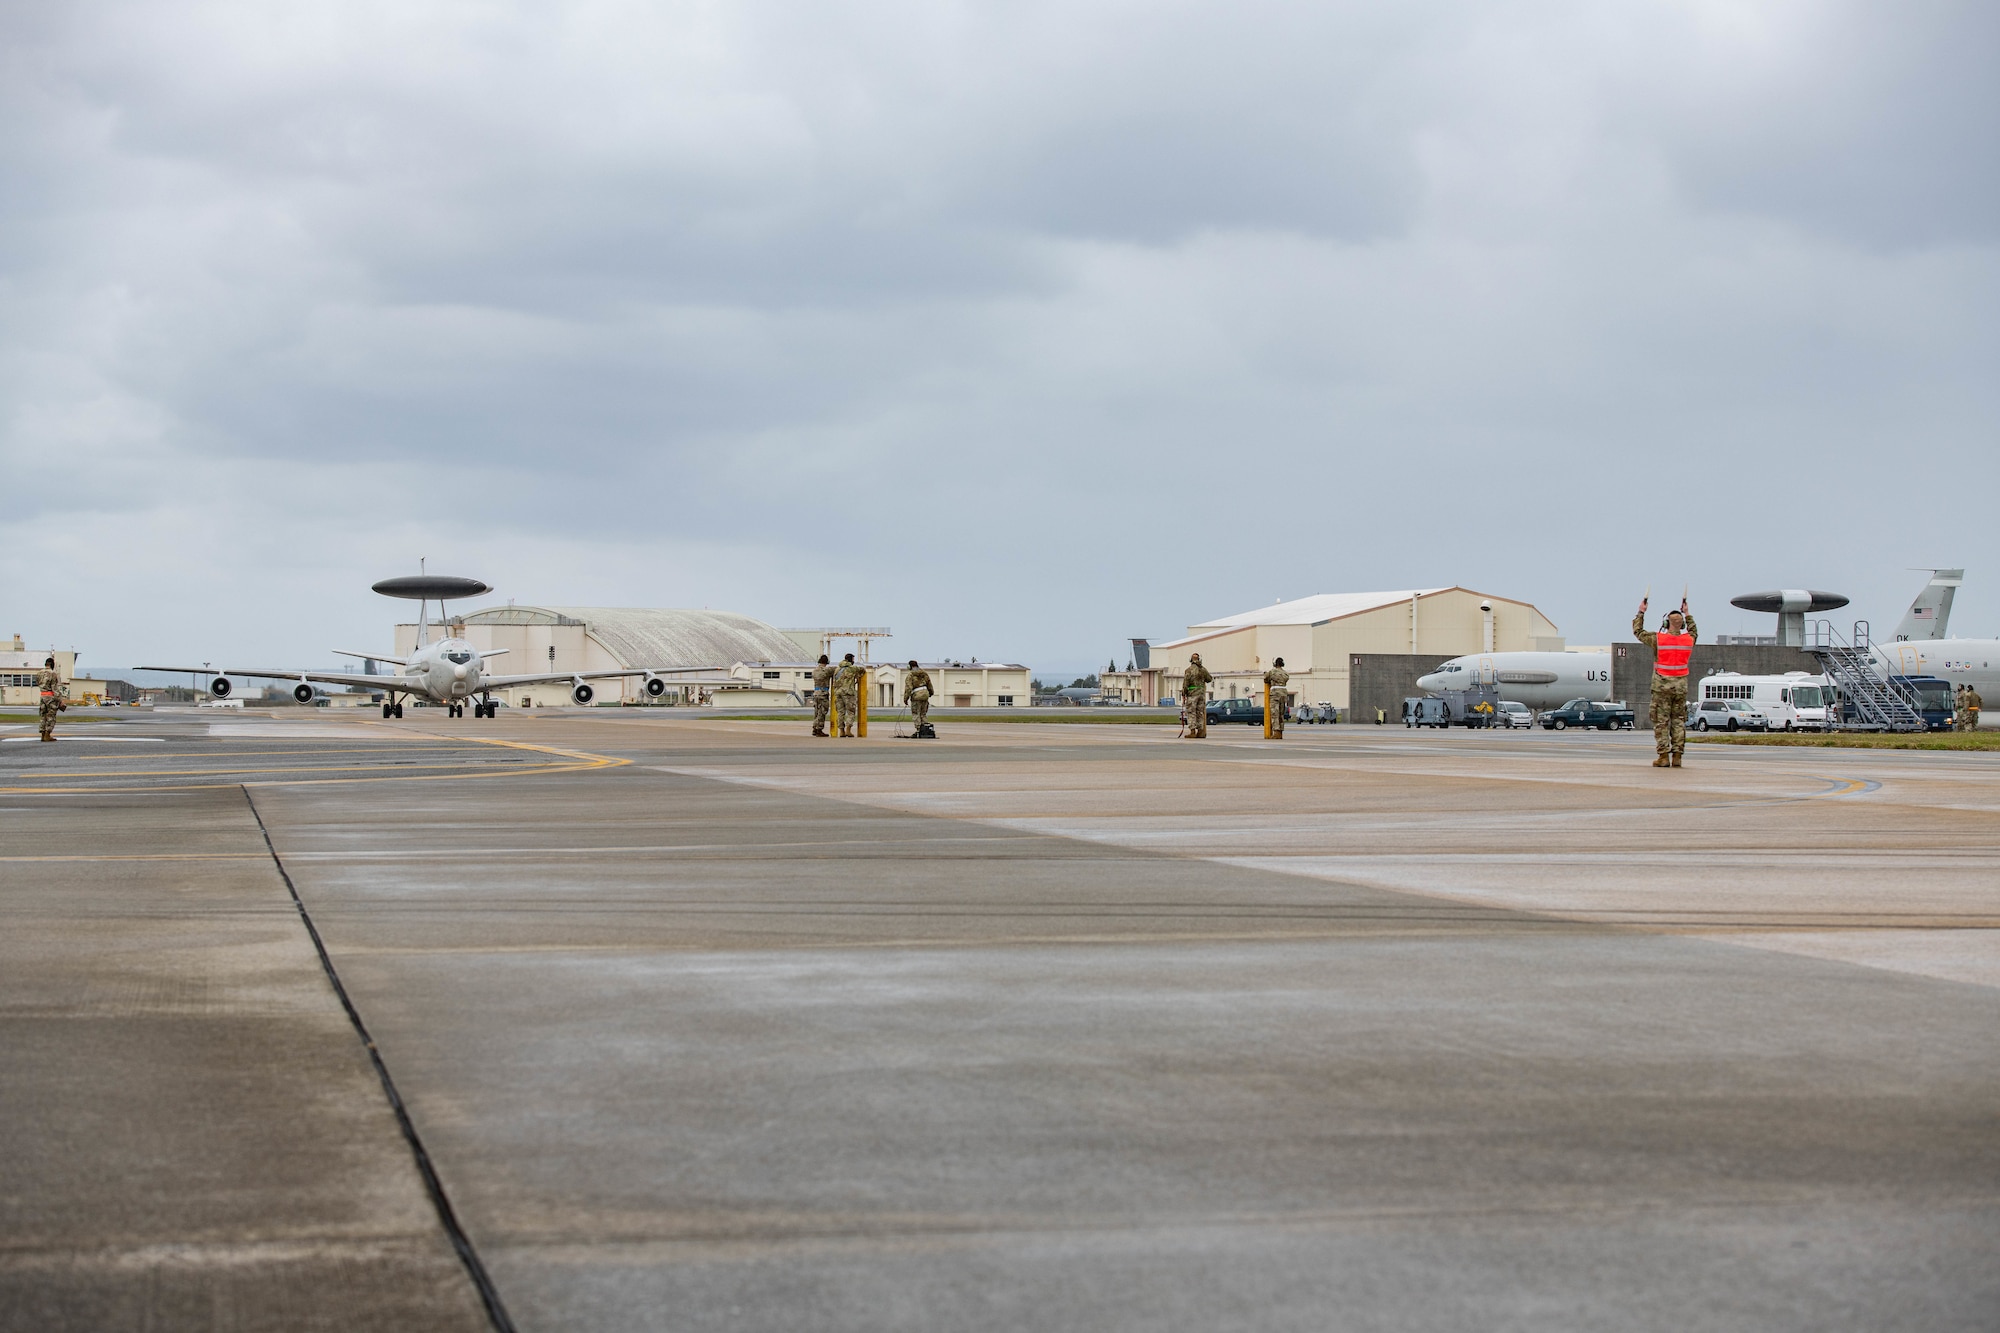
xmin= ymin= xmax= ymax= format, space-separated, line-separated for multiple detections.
xmin=1190 ymin=588 xmax=1451 ymax=630
xmin=462 ymin=606 xmax=800 ymax=668
xmin=1155 ymin=586 xmax=1554 ymax=649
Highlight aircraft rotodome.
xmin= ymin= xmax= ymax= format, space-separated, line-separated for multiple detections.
xmin=142 ymin=575 xmax=716 ymax=718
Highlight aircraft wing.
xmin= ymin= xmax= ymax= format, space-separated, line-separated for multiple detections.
xmin=138 ymin=666 xmax=404 ymax=692
xmin=472 ymin=666 xmax=727 ymax=690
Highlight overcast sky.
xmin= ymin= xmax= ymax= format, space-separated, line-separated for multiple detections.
xmin=4 ymin=0 xmax=1995 ymax=676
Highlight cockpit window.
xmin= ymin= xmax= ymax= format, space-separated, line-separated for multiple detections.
xmin=444 ymin=650 xmax=475 ymax=665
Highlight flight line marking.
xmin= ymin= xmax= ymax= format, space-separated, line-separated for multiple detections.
xmin=0 ymin=731 xmax=627 ymax=793
xmin=0 ymin=853 xmax=268 ymax=862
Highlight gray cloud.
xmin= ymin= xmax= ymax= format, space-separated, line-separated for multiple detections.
xmin=3 ymin=1 xmax=1996 ymax=674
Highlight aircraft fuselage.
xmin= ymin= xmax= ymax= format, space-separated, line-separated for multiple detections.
xmin=1416 ymin=651 xmax=1615 ymax=709
xmin=395 ymin=637 xmax=487 ymax=704
xmin=1872 ymin=639 xmax=2000 ymax=703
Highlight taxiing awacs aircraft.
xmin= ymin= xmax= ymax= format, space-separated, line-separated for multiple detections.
xmin=143 ymin=575 xmax=716 ymax=719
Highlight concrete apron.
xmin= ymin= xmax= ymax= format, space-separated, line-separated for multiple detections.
xmin=0 ymin=785 xmax=491 ymax=1331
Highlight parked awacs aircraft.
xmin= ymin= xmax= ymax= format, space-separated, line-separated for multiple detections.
xmin=1868 ymin=569 xmax=1999 ymax=701
xmin=1889 ymin=568 xmax=1960 ymax=641
xmin=143 ymin=576 xmax=713 ymax=719
xmin=1416 ymin=650 xmax=1613 ymax=708
xmin=1415 ymin=569 xmax=1986 ymax=711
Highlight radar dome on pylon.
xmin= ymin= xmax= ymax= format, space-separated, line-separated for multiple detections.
xmin=371 ymin=576 xmax=492 ymax=600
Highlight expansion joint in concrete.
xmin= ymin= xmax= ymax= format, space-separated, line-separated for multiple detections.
xmin=240 ymin=785 xmax=518 ymax=1333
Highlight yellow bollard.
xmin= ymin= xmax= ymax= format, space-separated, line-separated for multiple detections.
xmin=1264 ymin=684 xmax=1273 ymax=739
xmin=858 ymin=679 xmax=869 ymax=738
xmin=829 ymin=692 xmax=840 ymax=738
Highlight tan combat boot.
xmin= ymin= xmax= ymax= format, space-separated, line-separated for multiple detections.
xmin=1653 ymin=755 xmax=1669 ymax=767
xmin=1670 ymin=753 xmax=1682 ymax=767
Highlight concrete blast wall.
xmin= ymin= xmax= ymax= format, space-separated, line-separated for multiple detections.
xmin=1348 ymin=653 xmax=1456 ymax=724
xmin=1613 ymin=642 xmax=1821 ymax=728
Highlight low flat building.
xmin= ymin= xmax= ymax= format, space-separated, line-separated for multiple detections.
xmin=871 ymin=660 xmax=1030 ymax=709
xmin=2 ymin=640 xmax=80 ymax=707
xmin=1142 ymin=588 xmax=1563 ymax=712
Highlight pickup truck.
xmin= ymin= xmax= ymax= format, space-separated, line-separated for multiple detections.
xmin=1205 ymin=697 xmax=1265 ymax=726
xmin=1539 ymin=698 xmax=1635 ymax=731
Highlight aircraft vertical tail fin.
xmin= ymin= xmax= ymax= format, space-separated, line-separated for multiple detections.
xmin=1893 ymin=569 xmax=1962 ymax=641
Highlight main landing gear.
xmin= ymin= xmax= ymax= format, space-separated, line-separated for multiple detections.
xmin=381 ymin=700 xmax=405 ymax=719
xmin=447 ymin=701 xmax=495 ymax=719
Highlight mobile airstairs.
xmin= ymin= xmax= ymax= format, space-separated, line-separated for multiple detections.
xmin=1805 ymin=620 xmax=1928 ymax=732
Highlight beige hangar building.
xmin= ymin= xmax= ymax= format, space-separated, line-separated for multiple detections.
xmin=1104 ymin=587 xmax=1564 ymax=711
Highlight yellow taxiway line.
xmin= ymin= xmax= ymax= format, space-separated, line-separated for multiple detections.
xmin=0 ymin=729 xmax=628 ymax=794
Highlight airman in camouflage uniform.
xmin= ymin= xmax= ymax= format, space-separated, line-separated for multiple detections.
xmin=833 ymin=653 xmax=863 ymax=738
xmin=37 ymin=657 xmax=66 ymax=742
xmin=1262 ymin=657 xmax=1290 ymax=738
xmin=810 ymin=654 xmax=833 ymax=736
xmin=1632 ymin=596 xmax=1697 ymax=767
xmin=1964 ymin=685 xmax=1983 ymax=732
xmin=903 ymin=660 xmax=934 ymax=736
xmin=1181 ymin=653 xmax=1213 ymax=739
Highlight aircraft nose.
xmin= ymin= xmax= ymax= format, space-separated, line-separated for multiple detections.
xmin=453 ymin=664 xmax=468 ymax=679
xmin=1416 ymin=672 xmax=1442 ymax=691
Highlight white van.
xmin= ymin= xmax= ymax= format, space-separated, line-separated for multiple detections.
xmin=1696 ymin=671 xmax=1830 ymax=732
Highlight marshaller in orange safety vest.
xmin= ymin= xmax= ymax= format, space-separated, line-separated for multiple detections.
xmin=1632 ymin=595 xmax=1697 ymax=767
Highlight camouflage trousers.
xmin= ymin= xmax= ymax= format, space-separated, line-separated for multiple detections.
xmin=1267 ymin=692 xmax=1284 ymax=737
xmin=1184 ymin=693 xmax=1207 ymax=738
xmin=836 ymin=692 xmax=859 ymax=737
xmin=1650 ymin=677 xmax=1688 ymax=757
xmin=910 ymin=698 xmax=930 ymax=730
xmin=1963 ymin=708 xmax=1981 ymax=733
xmin=40 ymin=700 xmax=60 ymax=739
xmin=812 ymin=691 xmax=830 ymax=734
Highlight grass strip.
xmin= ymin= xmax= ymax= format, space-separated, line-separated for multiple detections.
xmin=703 ymin=711 xmax=1184 ymax=725
xmin=1692 ymin=731 xmax=2000 ymax=751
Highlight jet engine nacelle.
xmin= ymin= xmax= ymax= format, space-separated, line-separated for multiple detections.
xmin=572 ymin=682 xmax=595 ymax=705
xmin=209 ymin=676 xmax=233 ymax=698
xmin=643 ymin=676 xmax=667 ymax=698
xmin=292 ymin=682 xmax=315 ymax=704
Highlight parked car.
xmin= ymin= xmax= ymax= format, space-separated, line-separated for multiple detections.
xmin=1696 ymin=672 xmax=1829 ymax=731
xmin=1691 ymin=698 xmax=1768 ymax=732
xmin=1539 ymin=698 xmax=1636 ymax=730
xmin=1495 ymin=701 xmax=1533 ymax=729
xmin=1206 ymin=697 xmax=1265 ymax=726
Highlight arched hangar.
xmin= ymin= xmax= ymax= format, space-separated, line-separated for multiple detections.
xmin=394 ymin=606 xmax=802 ymax=706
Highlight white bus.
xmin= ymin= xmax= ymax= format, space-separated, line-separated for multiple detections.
xmin=1696 ymin=671 xmax=1830 ymax=732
